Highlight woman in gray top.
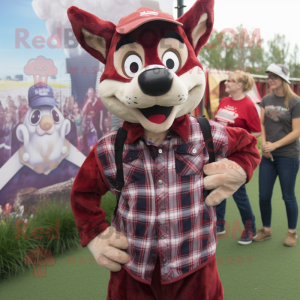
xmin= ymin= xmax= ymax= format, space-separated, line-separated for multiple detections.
xmin=253 ymin=63 xmax=300 ymax=247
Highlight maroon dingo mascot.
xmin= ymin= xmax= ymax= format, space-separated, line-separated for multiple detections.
xmin=68 ymin=1 xmax=260 ymax=299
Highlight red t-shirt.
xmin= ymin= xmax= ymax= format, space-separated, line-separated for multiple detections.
xmin=215 ymin=96 xmax=261 ymax=133
xmin=82 ymin=97 xmax=105 ymax=128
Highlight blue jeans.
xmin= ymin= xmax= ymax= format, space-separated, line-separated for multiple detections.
xmin=216 ymin=184 xmax=256 ymax=233
xmin=259 ymin=156 xmax=299 ymax=230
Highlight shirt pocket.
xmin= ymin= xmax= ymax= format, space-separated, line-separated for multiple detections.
xmin=122 ymin=149 xmax=145 ymax=185
xmin=174 ymin=142 xmax=205 ymax=176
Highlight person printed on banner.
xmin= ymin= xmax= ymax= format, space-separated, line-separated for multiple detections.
xmin=72 ymin=102 xmax=83 ymax=138
xmin=17 ymin=95 xmax=22 ymax=108
xmin=253 ymin=64 xmax=300 ymax=247
xmin=72 ymin=101 xmax=86 ymax=153
xmin=63 ymin=96 xmax=69 ymax=119
xmin=214 ymin=71 xmax=261 ymax=245
xmin=18 ymin=98 xmax=29 ymax=123
xmin=68 ymin=95 xmax=75 ymax=117
xmin=8 ymin=100 xmax=18 ymax=123
xmin=82 ymin=113 xmax=97 ymax=155
xmin=0 ymin=101 xmax=6 ymax=167
xmin=5 ymin=96 xmax=12 ymax=111
xmin=3 ymin=111 xmax=14 ymax=161
xmin=81 ymin=87 xmax=105 ymax=139
xmin=55 ymin=92 xmax=61 ymax=109
xmin=103 ymin=117 xmax=112 ymax=134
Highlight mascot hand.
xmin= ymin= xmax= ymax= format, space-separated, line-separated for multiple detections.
xmin=203 ymin=158 xmax=247 ymax=207
xmin=87 ymin=226 xmax=129 ymax=272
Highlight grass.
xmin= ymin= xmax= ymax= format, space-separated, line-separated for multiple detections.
xmin=0 ymin=200 xmax=80 ymax=280
xmin=0 ymin=192 xmax=116 ymax=281
xmin=0 ymin=168 xmax=299 ymax=300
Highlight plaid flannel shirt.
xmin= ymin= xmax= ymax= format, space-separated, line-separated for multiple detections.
xmin=71 ymin=114 xmax=260 ymax=285
xmin=96 ymin=117 xmax=229 ymax=284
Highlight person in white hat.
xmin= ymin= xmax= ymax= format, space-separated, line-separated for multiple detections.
xmin=253 ymin=63 xmax=300 ymax=246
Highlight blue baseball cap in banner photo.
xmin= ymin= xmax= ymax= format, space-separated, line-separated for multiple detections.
xmin=28 ymin=83 xmax=56 ymax=108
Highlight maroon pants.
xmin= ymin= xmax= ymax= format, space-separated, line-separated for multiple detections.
xmin=107 ymin=257 xmax=224 ymax=300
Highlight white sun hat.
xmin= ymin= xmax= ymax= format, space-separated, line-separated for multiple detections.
xmin=265 ymin=63 xmax=291 ymax=84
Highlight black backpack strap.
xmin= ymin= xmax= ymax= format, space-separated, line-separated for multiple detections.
xmin=113 ymin=127 xmax=127 ymax=216
xmin=196 ymin=116 xmax=215 ymax=199
xmin=196 ymin=117 xmax=215 ymax=163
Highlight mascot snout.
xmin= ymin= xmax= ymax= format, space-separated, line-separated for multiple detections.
xmin=37 ymin=115 xmax=55 ymax=135
xmin=138 ymin=68 xmax=173 ymax=96
xmin=40 ymin=115 xmax=54 ymax=131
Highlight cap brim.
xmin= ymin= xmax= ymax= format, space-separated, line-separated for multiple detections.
xmin=116 ymin=18 xmax=183 ymax=34
xmin=30 ymin=97 xmax=56 ymax=108
xmin=265 ymin=65 xmax=291 ymax=84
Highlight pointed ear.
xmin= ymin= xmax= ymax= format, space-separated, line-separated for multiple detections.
xmin=67 ymin=6 xmax=116 ymax=64
xmin=177 ymin=0 xmax=214 ymax=56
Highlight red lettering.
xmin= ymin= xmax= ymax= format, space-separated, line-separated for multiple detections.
xmin=92 ymin=66 xmax=98 ymax=74
xmin=70 ymin=66 xmax=78 ymax=74
xmin=218 ymin=28 xmax=238 ymax=49
xmin=15 ymin=28 xmax=31 ymax=49
xmin=81 ymin=67 xmax=88 ymax=74
xmin=239 ymin=28 xmax=261 ymax=49
xmin=47 ymin=28 xmax=62 ymax=49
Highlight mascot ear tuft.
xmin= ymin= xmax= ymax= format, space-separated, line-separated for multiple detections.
xmin=67 ymin=6 xmax=116 ymax=64
xmin=177 ymin=0 xmax=214 ymax=56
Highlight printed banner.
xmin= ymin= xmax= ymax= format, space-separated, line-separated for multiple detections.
xmin=0 ymin=0 xmax=174 ymax=215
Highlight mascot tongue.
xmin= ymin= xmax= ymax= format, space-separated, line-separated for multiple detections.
xmin=148 ymin=115 xmax=166 ymax=124
xmin=139 ymin=105 xmax=173 ymax=124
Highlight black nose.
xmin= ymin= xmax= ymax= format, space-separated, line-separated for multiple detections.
xmin=138 ymin=68 xmax=173 ymax=96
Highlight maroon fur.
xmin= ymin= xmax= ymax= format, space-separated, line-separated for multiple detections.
xmin=67 ymin=1 xmax=214 ymax=84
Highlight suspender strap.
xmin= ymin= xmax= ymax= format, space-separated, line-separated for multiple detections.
xmin=196 ymin=116 xmax=215 ymax=199
xmin=196 ymin=117 xmax=215 ymax=163
xmin=113 ymin=127 xmax=127 ymax=216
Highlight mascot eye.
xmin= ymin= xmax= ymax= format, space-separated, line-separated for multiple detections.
xmin=51 ymin=108 xmax=60 ymax=124
xmin=123 ymin=54 xmax=142 ymax=78
xmin=30 ymin=109 xmax=41 ymax=125
xmin=162 ymin=51 xmax=180 ymax=72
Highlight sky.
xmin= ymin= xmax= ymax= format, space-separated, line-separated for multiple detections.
xmin=177 ymin=0 xmax=299 ymax=52
xmin=0 ymin=0 xmax=299 ymax=79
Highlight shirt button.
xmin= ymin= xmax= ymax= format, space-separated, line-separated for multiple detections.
xmin=163 ymin=258 xmax=167 ymax=264
xmin=160 ymin=221 xmax=164 ymax=225
xmin=158 ymin=149 xmax=162 ymax=154
xmin=158 ymin=180 xmax=163 ymax=185
xmin=192 ymin=149 xmax=197 ymax=154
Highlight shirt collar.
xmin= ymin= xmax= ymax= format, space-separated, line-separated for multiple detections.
xmin=122 ymin=114 xmax=191 ymax=144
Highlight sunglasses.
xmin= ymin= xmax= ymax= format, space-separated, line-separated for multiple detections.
xmin=268 ymin=74 xmax=280 ymax=81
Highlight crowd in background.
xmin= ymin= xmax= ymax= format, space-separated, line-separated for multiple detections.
xmin=0 ymin=95 xmax=29 ymax=166
xmin=0 ymin=86 xmax=123 ymax=166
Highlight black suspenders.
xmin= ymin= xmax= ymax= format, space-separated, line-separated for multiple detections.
xmin=113 ymin=127 xmax=127 ymax=216
xmin=113 ymin=117 xmax=215 ymax=216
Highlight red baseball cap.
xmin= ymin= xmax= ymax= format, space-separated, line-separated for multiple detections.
xmin=116 ymin=7 xmax=183 ymax=34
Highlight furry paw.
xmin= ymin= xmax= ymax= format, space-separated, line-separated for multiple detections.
xmin=203 ymin=158 xmax=247 ymax=207
xmin=87 ymin=226 xmax=130 ymax=272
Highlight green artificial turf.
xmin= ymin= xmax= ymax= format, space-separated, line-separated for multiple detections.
xmin=0 ymin=168 xmax=299 ymax=300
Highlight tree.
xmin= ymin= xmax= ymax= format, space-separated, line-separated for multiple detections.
xmin=289 ymin=45 xmax=300 ymax=78
xmin=199 ymin=27 xmax=300 ymax=79
xmin=267 ymin=34 xmax=290 ymax=65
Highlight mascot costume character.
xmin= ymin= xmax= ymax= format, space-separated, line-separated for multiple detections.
xmin=68 ymin=1 xmax=260 ymax=299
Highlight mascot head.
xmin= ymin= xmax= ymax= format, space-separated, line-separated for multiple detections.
xmin=68 ymin=0 xmax=214 ymax=133
xmin=16 ymin=83 xmax=71 ymax=173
